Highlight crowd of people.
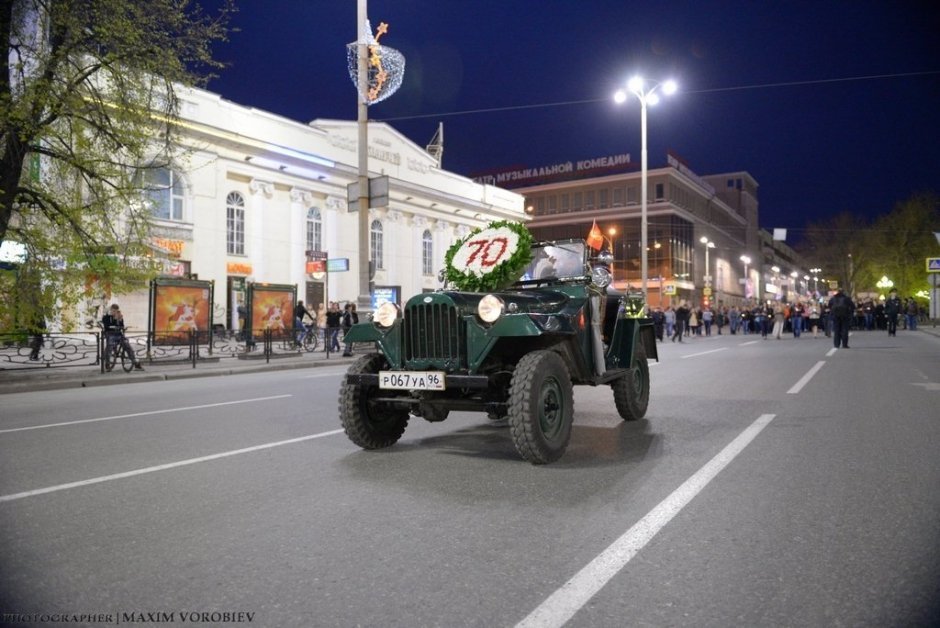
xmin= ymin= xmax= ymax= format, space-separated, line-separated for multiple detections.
xmin=650 ymin=290 xmax=929 ymax=345
xmin=293 ymin=300 xmax=360 ymax=356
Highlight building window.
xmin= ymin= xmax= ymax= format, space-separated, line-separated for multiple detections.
xmin=422 ymin=229 xmax=433 ymax=275
xmin=612 ymin=187 xmax=624 ymax=207
xmin=371 ymin=219 xmax=384 ymax=269
xmin=140 ymin=167 xmax=185 ymax=221
xmin=598 ymin=189 xmax=609 ymax=209
xmin=226 ymin=192 xmax=245 ymax=255
xmin=306 ymin=207 xmax=322 ymax=252
xmin=654 ymin=183 xmax=665 ymax=200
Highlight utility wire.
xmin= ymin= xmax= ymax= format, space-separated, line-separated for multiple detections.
xmin=379 ymin=70 xmax=940 ymax=122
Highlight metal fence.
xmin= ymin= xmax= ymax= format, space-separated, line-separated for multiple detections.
xmin=0 ymin=326 xmax=353 ymax=371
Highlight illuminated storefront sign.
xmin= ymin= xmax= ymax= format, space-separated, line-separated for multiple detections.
xmin=227 ymin=262 xmax=252 ymax=275
xmin=472 ymin=153 xmax=633 ymax=187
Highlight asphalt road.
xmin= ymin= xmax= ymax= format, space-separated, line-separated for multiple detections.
xmin=2 ymin=329 xmax=939 ymax=627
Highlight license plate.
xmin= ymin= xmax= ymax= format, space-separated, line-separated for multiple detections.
xmin=378 ymin=371 xmax=446 ymax=390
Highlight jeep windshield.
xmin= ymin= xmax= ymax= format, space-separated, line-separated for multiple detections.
xmin=516 ymin=240 xmax=588 ymax=285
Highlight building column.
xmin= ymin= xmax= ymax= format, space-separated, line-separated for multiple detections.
xmin=290 ymin=187 xmax=315 ymax=289
xmin=249 ymin=178 xmax=273 ymax=282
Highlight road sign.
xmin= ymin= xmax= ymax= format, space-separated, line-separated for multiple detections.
xmin=703 ymin=287 xmax=712 ymax=296
xmin=926 ymin=257 xmax=940 ymax=273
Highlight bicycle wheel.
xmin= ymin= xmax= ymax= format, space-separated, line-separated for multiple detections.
xmin=303 ymin=329 xmax=319 ymax=352
xmin=119 ymin=345 xmax=134 ymax=372
xmin=105 ymin=345 xmax=117 ymax=372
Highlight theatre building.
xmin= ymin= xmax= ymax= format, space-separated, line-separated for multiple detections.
xmin=110 ymin=86 xmax=525 ymax=330
xmin=482 ymin=152 xmax=761 ymax=309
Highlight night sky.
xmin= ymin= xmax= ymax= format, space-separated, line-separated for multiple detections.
xmin=199 ymin=1 xmax=940 ymax=234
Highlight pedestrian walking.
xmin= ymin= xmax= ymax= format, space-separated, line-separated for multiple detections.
xmin=828 ymin=289 xmax=854 ymax=349
xmin=28 ymin=310 xmax=46 ymax=361
xmin=325 ymin=302 xmax=342 ymax=353
xmin=342 ymin=302 xmax=359 ymax=356
xmin=664 ymin=306 xmax=675 ymax=339
xmin=672 ymin=301 xmax=689 ymax=342
xmin=884 ymin=289 xmax=901 ymax=336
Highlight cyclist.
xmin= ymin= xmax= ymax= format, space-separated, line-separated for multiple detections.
xmin=293 ymin=300 xmax=315 ymax=347
xmin=102 ymin=304 xmax=144 ymax=370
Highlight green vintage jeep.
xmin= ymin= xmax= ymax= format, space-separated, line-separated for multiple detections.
xmin=338 ymin=238 xmax=658 ymax=464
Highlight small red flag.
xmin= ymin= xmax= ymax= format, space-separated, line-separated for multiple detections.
xmin=586 ymin=220 xmax=604 ymax=251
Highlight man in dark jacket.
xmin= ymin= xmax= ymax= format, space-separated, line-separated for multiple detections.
xmin=884 ymin=288 xmax=902 ymax=336
xmin=828 ymin=289 xmax=855 ymax=349
xmin=672 ymin=301 xmax=690 ymax=343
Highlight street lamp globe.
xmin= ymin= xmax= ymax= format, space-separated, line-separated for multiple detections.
xmin=613 ymin=74 xmax=678 ymax=301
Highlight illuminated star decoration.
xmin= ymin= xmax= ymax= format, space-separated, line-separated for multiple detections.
xmin=347 ymin=20 xmax=405 ymax=105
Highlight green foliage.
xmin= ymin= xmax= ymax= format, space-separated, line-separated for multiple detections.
xmin=0 ymin=0 xmax=233 ymax=329
xmin=799 ymin=193 xmax=940 ymax=298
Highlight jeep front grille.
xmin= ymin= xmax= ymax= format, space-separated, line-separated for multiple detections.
xmin=403 ymin=302 xmax=464 ymax=366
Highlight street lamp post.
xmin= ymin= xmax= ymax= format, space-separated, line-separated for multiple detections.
xmin=614 ymin=76 xmax=677 ymax=301
xmin=700 ymin=236 xmax=715 ymax=305
xmin=740 ymin=255 xmax=751 ymax=300
xmin=608 ymin=226 xmax=617 ymax=273
xmin=790 ymin=270 xmax=799 ymax=298
xmin=809 ymin=267 xmax=821 ymax=296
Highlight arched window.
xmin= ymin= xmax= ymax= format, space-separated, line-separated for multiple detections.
xmin=226 ymin=192 xmax=245 ymax=255
xmin=422 ymin=230 xmax=433 ymax=275
xmin=306 ymin=207 xmax=322 ymax=253
xmin=370 ymin=220 xmax=384 ymax=269
xmin=140 ymin=167 xmax=185 ymax=221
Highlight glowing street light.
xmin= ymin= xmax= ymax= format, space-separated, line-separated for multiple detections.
xmin=876 ymin=275 xmax=894 ymax=297
xmin=699 ymin=236 xmax=715 ymax=288
xmin=614 ymin=76 xmax=678 ymax=301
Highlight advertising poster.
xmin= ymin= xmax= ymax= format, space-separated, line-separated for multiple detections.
xmin=151 ymin=280 xmax=212 ymax=345
xmin=248 ymin=284 xmax=295 ymax=340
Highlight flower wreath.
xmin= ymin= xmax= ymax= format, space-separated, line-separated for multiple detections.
xmin=443 ymin=220 xmax=534 ymax=292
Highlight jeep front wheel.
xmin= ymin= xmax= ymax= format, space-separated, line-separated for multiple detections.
xmin=339 ymin=353 xmax=410 ymax=449
xmin=611 ymin=344 xmax=650 ymax=421
xmin=507 ymin=351 xmax=574 ymax=464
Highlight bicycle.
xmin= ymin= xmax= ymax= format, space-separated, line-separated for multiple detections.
xmin=296 ymin=322 xmax=319 ymax=352
xmin=101 ymin=327 xmax=137 ymax=373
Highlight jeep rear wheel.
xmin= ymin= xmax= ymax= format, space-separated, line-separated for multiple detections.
xmin=507 ymin=351 xmax=574 ymax=464
xmin=339 ymin=353 xmax=409 ymax=449
xmin=611 ymin=344 xmax=650 ymax=421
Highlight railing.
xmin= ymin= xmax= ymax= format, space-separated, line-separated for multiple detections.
xmin=0 ymin=326 xmax=353 ymax=371
xmin=0 ymin=331 xmax=102 ymax=370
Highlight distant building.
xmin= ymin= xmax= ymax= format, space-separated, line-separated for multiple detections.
xmin=505 ymin=151 xmax=762 ymax=308
xmin=107 ymin=86 xmax=525 ymax=330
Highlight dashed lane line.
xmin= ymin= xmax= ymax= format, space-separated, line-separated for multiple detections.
xmin=0 ymin=429 xmax=345 ymax=503
xmin=515 ymin=413 xmax=777 ymax=628
xmin=0 ymin=395 xmax=293 ymax=435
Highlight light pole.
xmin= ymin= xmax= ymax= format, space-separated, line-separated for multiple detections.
xmin=699 ymin=237 xmax=715 ymax=286
xmin=810 ymin=267 xmax=821 ymax=296
xmin=608 ymin=226 xmax=617 ymax=269
xmin=740 ymin=255 xmax=751 ymax=300
xmin=876 ymin=275 xmax=894 ymax=298
xmin=614 ymin=76 xmax=677 ymax=301
xmin=790 ymin=270 xmax=799 ymax=299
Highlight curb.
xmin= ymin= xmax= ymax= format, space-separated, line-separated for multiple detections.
xmin=0 ymin=355 xmax=354 ymax=395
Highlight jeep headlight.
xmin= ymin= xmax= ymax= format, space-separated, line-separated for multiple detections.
xmin=477 ymin=294 xmax=504 ymax=324
xmin=591 ymin=266 xmax=612 ymax=288
xmin=373 ymin=301 xmax=400 ymax=328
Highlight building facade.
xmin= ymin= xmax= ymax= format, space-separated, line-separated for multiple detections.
xmin=113 ymin=87 xmax=525 ymax=330
xmin=509 ymin=152 xmax=762 ymax=309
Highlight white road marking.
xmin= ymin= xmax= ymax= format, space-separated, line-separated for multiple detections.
xmin=0 ymin=429 xmax=345 ymax=503
xmin=681 ymin=348 xmax=728 ymax=359
xmin=515 ymin=413 xmax=777 ymax=628
xmin=826 ymin=348 xmax=838 ymax=357
xmin=740 ymin=340 xmax=760 ymax=346
xmin=787 ymin=361 xmax=826 ymax=394
xmin=299 ymin=369 xmax=349 ymax=379
xmin=0 ymin=395 xmax=293 ymax=435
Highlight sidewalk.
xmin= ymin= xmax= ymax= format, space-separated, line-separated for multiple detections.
xmin=0 ymin=349 xmax=357 ymax=395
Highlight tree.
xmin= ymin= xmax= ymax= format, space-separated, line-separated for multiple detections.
xmin=0 ymin=0 xmax=233 ymax=330
xmin=866 ymin=193 xmax=940 ymax=298
xmin=797 ymin=211 xmax=871 ymax=296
